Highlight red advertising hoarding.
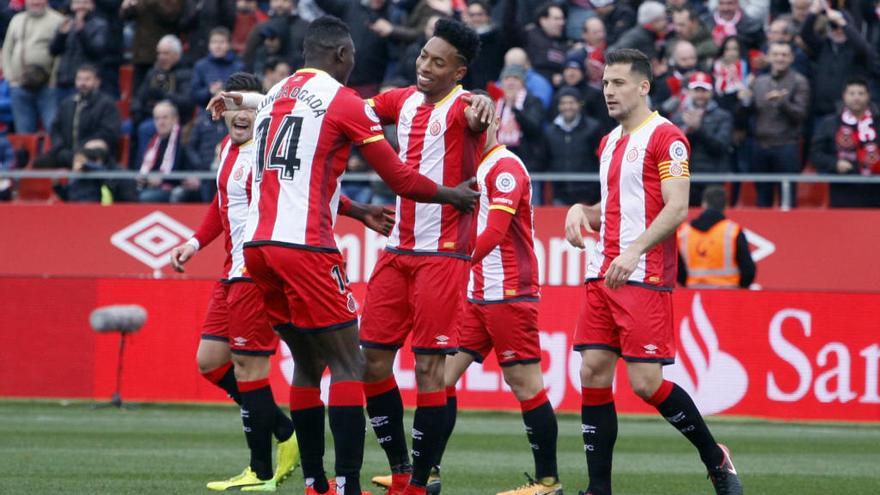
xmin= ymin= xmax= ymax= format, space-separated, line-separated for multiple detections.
xmin=1 ymin=277 xmax=877 ymax=422
xmin=1 ymin=204 xmax=879 ymax=291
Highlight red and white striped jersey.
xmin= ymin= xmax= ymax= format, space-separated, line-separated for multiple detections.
xmin=587 ymin=112 xmax=691 ymax=288
xmin=216 ymin=136 xmax=255 ymax=280
xmin=468 ymin=145 xmax=540 ymax=302
xmin=244 ymin=69 xmax=385 ymax=251
xmin=368 ymin=85 xmax=484 ymax=258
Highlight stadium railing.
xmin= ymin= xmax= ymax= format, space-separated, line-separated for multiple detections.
xmin=3 ymin=170 xmax=880 ymax=210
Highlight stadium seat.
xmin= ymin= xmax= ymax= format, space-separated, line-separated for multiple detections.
xmin=7 ymin=133 xmax=45 ymax=169
xmin=117 ymin=100 xmax=130 ymax=121
xmin=119 ymin=64 xmax=134 ymax=101
xmin=797 ymin=164 xmax=830 ymax=208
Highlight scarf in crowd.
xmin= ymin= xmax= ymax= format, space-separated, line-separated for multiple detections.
xmin=140 ymin=124 xmax=180 ymax=175
xmin=837 ymin=109 xmax=880 ymax=174
xmin=712 ymin=9 xmax=742 ymax=46
xmin=713 ymin=58 xmax=748 ymax=95
xmin=496 ymin=93 xmax=525 ymax=147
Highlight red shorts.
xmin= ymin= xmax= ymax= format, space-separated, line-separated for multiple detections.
xmin=243 ymin=245 xmax=359 ymax=332
xmin=458 ymin=300 xmax=541 ymax=367
xmin=360 ymin=251 xmax=469 ymax=354
xmin=573 ymin=282 xmax=675 ymax=364
xmin=201 ymin=280 xmax=279 ymax=355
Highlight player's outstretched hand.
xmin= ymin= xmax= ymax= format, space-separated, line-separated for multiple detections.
xmin=438 ymin=177 xmax=480 ymax=213
xmin=205 ymin=91 xmax=244 ymax=120
xmin=463 ymin=93 xmax=495 ymax=128
xmin=564 ymin=203 xmax=598 ymax=248
xmin=169 ymin=243 xmax=196 ymax=273
xmin=362 ymin=205 xmax=396 ymax=237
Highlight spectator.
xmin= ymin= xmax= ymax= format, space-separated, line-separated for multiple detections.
xmin=261 ymin=56 xmax=292 ymax=92
xmin=753 ymin=16 xmax=810 ymax=77
xmin=0 ymin=125 xmax=14 ymax=200
xmin=677 ymin=186 xmax=756 ymax=288
xmin=788 ymin=0 xmax=811 ymax=32
xmin=49 ymin=0 xmax=109 ymax=105
xmin=232 ymin=0 xmax=268 ymax=55
xmin=181 ymin=0 xmax=235 ymax=64
xmin=801 ymin=7 xmax=876 ymax=124
xmin=191 ymin=27 xmax=244 ymax=108
xmin=667 ymin=0 xmax=710 ymax=21
xmin=1 ymin=0 xmax=65 ymax=132
xmin=314 ymin=0 xmax=391 ymax=97
xmin=671 ymin=72 xmax=734 ymax=205
xmin=120 ymin=0 xmax=184 ymax=91
xmin=653 ymin=40 xmax=700 ymax=116
xmin=395 ymin=14 xmax=444 ymax=86
xmin=0 ymin=78 xmax=12 ymax=128
xmin=368 ymin=0 xmax=452 ymax=46
xmin=523 ymin=2 xmax=568 ymax=85
xmin=503 ymin=47 xmax=553 ymax=110
xmin=750 ymin=41 xmax=810 ymax=207
xmin=610 ymin=1 xmax=667 ymax=61
xmin=38 ymin=64 xmax=119 ymax=169
xmin=669 ymin=7 xmax=717 ymax=68
xmin=544 ymin=87 xmax=602 ymax=205
xmin=131 ymin=35 xmax=193 ymax=166
xmin=65 ymin=139 xmax=115 ymax=202
xmin=712 ymin=35 xmax=752 ymax=115
xmin=495 ymin=65 xmax=545 ymax=174
xmin=137 ymin=101 xmax=200 ymax=203
xmin=555 ymin=57 xmax=610 ymax=132
xmin=593 ymin=0 xmax=636 ymax=47
xmin=568 ymin=16 xmax=607 ymax=89
xmin=709 ymin=0 xmax=765 ymax=53
xmin=242 ymin=0 xmax=308 ymax=73
xmin=248 ymin=25 xmax=286 ymax=75
xmin=183 ymin=101 xmax=227 ymax=175
xmin=92 ymin=0 xmax=125 ymax=96
xmin=461 ymin=0 xmax=520 ymax=92
xmin=811 ymin=77 xmax=880 ymax=207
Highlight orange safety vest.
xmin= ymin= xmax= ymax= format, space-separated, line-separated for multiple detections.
xmin=677 ymin=219 xmax=741 ymax=288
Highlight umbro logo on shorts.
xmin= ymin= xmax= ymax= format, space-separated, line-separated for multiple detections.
xmin=643 ymin=344 xmax=658 ymax=354
xmin=234 ymin=337 xmax=248 ymax=346
xmin=435 ymin=335 xmax=449 ymax=345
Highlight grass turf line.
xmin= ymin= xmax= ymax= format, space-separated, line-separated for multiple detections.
xmin=1 ymin=400 xmax=878 ymax=494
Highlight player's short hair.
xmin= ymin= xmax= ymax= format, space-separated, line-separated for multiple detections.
xmin=844 ymin=76 xmax=870 ymax=93
xmin=433 ymin=18 xmax=481 ymax=66
xmin=605 ymin=48 xmax=653 ymax=83
xmin=703 ymin=186 xmax=727 ymax=211
xmin=225 ymin=72 xmax=262 ymax=93
xmin=303 ymin=16 xmax=352 ymax=59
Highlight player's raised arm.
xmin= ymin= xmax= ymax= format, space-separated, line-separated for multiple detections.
xmin=205 ymin=91 xmax=263 ymax=120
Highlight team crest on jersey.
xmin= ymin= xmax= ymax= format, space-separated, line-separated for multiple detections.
xmin=429 ymin=121 xmax=442 ymax=136
xmin=669 ymin=141 xmax=688 ymax=162
xmin=626 ymin=147 xmax=639 ymax=162
xmin=364 ymin=104 xmax=380 ymax=123
xmin=495 ymin=172 xmax=516 ymax=193
xmin=233 ymin=166 xmax=244 ymax=181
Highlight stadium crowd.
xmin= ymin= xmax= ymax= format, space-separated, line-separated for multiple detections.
xmin=1 ymin=0 xmax=879 ymax=207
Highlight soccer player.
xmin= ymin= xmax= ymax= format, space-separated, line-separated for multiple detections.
xmin=169 ymin=72 xmax=299 ymax=492
xmin=434 ymin=108 xmax=562 ymax=495
xmin=358 ymin=18 xmax=495 ymax=495
xmin=208 ymin=17 xmax=480 ymax=495
xmin=563 ymin=49 xmax=743 ymax=495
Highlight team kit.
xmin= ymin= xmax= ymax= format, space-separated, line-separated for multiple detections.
xmin=169 ymin=15 xmax=743 ymax=495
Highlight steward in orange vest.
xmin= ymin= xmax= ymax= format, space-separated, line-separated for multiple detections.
xmin=676 ymin=186 xmax=756 ymax=288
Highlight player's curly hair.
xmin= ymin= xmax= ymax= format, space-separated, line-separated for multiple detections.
xmin=433 ymin=18 xmax=481 ymax=66
xmin=225 ymin=72 xmax=262 ymax=93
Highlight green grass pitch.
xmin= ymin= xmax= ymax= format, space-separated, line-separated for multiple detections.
xmin=2 ymin=400 xmax=878 ymax=494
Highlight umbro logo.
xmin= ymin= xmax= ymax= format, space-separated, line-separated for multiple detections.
xmin=581 ymin=424 xmax=597 ymax=434
xmin=501 ymin=350 xmax=517 ymax=360
xmin=435 ymin=335 xmax=450 ymax=345
xmin=370 ymin=416 xmax=389 ymax=428
xmin=643 ymin=344 xmax=658 ymax=354
xmin=412 ymin=428 xmax=424 ymax=440
xmin=233 ymin=337 xmax=248 ymax=346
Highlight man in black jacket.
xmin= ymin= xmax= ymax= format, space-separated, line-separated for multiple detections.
xmin=242 ymin=0 xmax=308 ymax=74
xmin=49 ymin=0 xmax=109 ymax=103
xmin=37 ymin=64 xmax=120 ymax=169
xmin=462 ymin=0 xmax=520 ymax=91
xmin=524 ymin=2 xmax=568 ymax=85
xmin=610 ymin=1 xmax=667 ymax=61
xmin=544 ymin=87 xmax=601 ymax=205
xmin=811 ymin=77 xmax=880 ymax=208
xmin=313 ymin=0 xmax=391 ymax=97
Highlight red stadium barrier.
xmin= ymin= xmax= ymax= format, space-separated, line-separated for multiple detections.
xmin=0 ymin=277 xmax=877 ymax=422
xmin=1 ymin=204 xmax=879 ymax=291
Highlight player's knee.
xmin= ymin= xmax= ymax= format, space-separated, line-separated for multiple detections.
xmin=363 ymin=350 xmax=394 ymax=382
xmin=502 ymin=367 xmax=542 ymax=401
xmin=414 ymin=355 xmax=445 ymax=390
xmin=231 ymin=354 xmax=270 ymax=382
xmin=580 ymin=362 xmax=614 ymax=388
xmin=629 ymin=376 xmax=661 ymax=400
